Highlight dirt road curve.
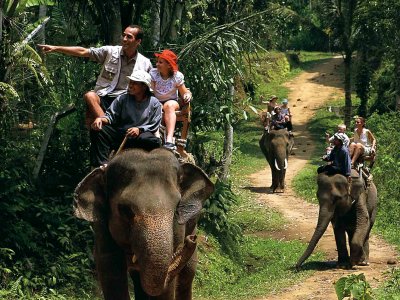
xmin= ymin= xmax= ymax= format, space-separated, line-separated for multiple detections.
xmin=250 ymin=57 xmax=399 ymax=299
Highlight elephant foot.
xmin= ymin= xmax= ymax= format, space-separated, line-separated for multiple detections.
xmin=357 ymin=260 xmax=369 ymax=266
xmin=336 ymin=261 xmax=351 ymax=269
xmin=274 ymin=188 xmax=284 ymax=193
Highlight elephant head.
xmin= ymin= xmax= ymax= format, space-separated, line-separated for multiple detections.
xmin=73 ymin=148 xmax=214 ymax=298
xmin=259 ymin=129 xmax=293 ymax=193
xmin=296 ymin=169 xmax=377 ymax=269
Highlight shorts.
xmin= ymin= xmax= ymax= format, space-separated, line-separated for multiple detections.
xmin=160 ymin=98 xmax=179 ymax=105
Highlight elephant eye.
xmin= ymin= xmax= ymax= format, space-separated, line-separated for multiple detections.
xmin=118 ymin=204 xmax=134 ymax=220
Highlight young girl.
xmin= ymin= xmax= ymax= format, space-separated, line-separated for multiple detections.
xmin=150 ymin=49 xmax=192 ymax=150
xmin=280 ymin=99 xmax=292 ymax=122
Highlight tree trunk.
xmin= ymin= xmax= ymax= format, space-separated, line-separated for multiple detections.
xmin=220 ymin=85 xmax=234 ymax=182
xmin=120 ymin=0 xmax=135 ymax=29
xmin=168 ymin=0 xmax=184 ymax=42
xmin=0 ymin=3 xmax=3 ymax=42
xmin=95 ymin=0 xmax=121 ymax=44
xmin=132 ymin=0 xmax=145 ymax=26
xmin=160 ymin=0 xmax=173 ymax=43
xmin=150 ymin=0 xmax=161 ymax=47
xmin=108 ymin=0 xmax=122 ymax=45
xmin=343 ymin=51 xmax=352 ymax=128
xmin=396 ymin=94 xmax=400 ymax=111
xmin=38 ymin=5 xmax=47 ymax=44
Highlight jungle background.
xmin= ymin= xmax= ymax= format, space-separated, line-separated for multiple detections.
xmin=0 ymin=0 xmax=399 ymax=299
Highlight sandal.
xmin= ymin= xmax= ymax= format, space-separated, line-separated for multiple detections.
xmin=163 ymin=142 xmax=177 ymax=151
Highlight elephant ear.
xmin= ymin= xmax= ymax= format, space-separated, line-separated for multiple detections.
xmin=176 ymin=163 xmax=215 ymax=225
xmin=73 ymin=167 xmax=106 ymax=222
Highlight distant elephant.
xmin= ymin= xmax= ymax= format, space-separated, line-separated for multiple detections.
xmin=74 ymin=148 xmax=214 ymax=300
xmin=296 ymin=169 xmax=377 ymax=269
xmin=259 ymin=129 xmax=294 ymax=193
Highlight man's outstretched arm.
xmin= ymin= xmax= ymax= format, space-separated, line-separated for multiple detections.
xmin=37 ymin=44 xmax=90 ymax=57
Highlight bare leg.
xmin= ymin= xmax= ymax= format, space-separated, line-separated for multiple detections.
xmin=84 ymin=91 xmax=104 ymax=128
xmin=349 ymin=142 xmax=356 ymax=157
xmin=163 ymin=100 xmax=180 ymax=143
xmin=351 ymin=144 xmax=364 ymax=165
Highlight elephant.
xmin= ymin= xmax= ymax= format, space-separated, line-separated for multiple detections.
xmin=73 ymin=148 xmax=214 ymax=300
xmin=259 ymin=129 xmax=294 ymax=193
xmin=296 ymin=169 xmax=378 ymax=269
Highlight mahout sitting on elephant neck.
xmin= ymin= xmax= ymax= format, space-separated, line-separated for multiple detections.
xmin=73 ymin=148 xmax=214 ymax=299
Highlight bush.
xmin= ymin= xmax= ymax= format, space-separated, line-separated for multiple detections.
xmin=367 ymin=112 xmax=400 ymax=246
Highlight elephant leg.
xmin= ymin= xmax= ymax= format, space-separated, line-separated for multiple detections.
xmin=333 ymin=222 xmax=350 ymax=268
xmin=279 ymin=169 xmax=286 ymax=191
xmin=350 ymin=194 xmax=370 ymax=266
xmin=359 ymin=238 xmax=370 ymax=266
xmin=270 ymin=168 xmax=279 ymax=191
xmin=94 ymin=222 xmax=130 ymax=300
xmin=129 ymin=271 xmax=150 ymax=300
xmin=175 ymin=252 xmax=197 ymax=300
xmin=95 ymin=250 xmax=129 ymax=300
xmin=358 ymin=223 xmax=373 ymax=266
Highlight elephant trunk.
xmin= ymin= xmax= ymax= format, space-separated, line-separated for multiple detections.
xmin=296 ymin=205 xmax=333 ymax=269
xmin=133 ymin=214 xmax=197 ymax=296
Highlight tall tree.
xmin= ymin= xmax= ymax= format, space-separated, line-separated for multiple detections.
xmin=315 ymin=0 xmax=362 ymax=126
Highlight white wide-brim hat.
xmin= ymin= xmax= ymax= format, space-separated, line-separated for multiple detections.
xmin=127 ymin=70 xmax=153 ymax=92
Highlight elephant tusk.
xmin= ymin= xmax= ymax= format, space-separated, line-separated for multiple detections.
xmin=275 ymin=159 xmax=281 ymax=171
xmin=132 ymin=254 xmax=138 ymax=264
xmin=284 ymin=158 xmax=288 ymax=169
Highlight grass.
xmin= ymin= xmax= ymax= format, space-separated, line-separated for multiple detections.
xmin=195 ymin=234 xmax=323 ymax=300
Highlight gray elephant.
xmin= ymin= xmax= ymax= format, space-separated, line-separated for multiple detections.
xmin=73 ymin=148 xmax=214 ymax=300
xmin=296 ymin=169 xmax=378 ymax=269
xmin=259 ymin=129 xmax=294 ymax=193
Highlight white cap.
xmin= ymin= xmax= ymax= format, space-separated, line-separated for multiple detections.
xmin=333 ymin=132 xmax=346 ymax=143
xmin=127 ymin=70 xmax=153 ymax=92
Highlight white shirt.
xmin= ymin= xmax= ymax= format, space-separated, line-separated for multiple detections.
xmin=150 ymin=68 xmax=184 ymax=102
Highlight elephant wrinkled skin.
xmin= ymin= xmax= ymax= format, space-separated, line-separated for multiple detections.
xmin=296 ymin=169 xmax=378 ymax=269
xmin=259 ymin=129 xmax=293 ymax=193
xmin=74 ymin=148 xmax=214 ymax=300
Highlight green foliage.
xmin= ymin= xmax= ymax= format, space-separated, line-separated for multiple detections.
xmin=375 ymin=267 xmax=400 ymax=299
xmin=179 ymin=11 xmax=266 ymax=130
xmin=370 ymin=59 xmax=399 ymax=114
xmin=195 ymin=235 xmax=322 ymax=300
xmin=335 ymin=273 xmax=373 ymax=300
xmin=199 ymin=179 xmax=243 ymax=259
xmin=366 ymin=112 xmax=400 ymax=246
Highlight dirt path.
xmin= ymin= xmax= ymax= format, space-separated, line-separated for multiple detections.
xmin=249 ymin=57 xmax=399 ymax=299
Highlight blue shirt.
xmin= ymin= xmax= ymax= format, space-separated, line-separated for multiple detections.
xmin=327 ymin=145 xmax=351 ymax=177
xmin=105 ymin=93 xmax=162 ymax=133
